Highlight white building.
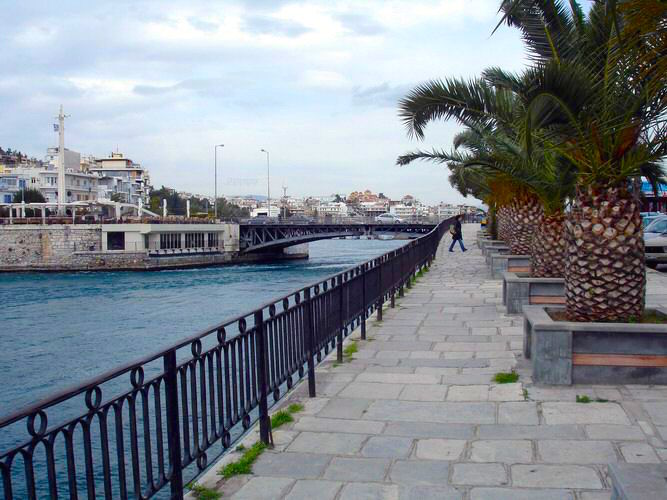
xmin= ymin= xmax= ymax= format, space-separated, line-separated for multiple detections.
xmin=358 ymin=201 xmax=389 ymax=217
xmin=251 ymin=206 xmax=281 ymax=218
xmin=318 ymin=201 xmax=349 ymax=217
xmin=86 ymin=152 xmax=150 ymax=205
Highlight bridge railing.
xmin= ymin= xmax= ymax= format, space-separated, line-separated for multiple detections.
xmin=0 ymin=218 xmax=453 ymax=500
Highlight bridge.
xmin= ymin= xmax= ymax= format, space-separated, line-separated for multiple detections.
xmin=239 ymin=222 xmax=437 ymax=253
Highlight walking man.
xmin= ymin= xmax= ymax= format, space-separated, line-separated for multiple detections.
xmin=449 ymin=214 xmax=467 ymax=252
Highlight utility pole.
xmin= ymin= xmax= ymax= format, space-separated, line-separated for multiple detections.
xmin=282 ymin=184 xmax=288 ymax=218
xmin=56 ymin=105 xmax=68 ymax=215
xmin=214 ymin=144 xmax=224 ymax=220
xmin=261 ymin=149 xmax=270 ymax=217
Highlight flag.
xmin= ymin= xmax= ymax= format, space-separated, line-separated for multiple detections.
xmin=53 ymin=124 xmax=59 ymax=132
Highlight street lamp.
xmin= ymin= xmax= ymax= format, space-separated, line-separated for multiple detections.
xmin=261 ymin=149 xmax=270 ymax=218
xmin=214 ymin=144 xmax=224 ymax=219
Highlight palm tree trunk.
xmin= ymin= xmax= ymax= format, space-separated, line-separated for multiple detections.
xmin=497 ymin=206 xmax=511 ymax=243
xmin=488 ymin=205 xmax=498 ymax=240
xmin=565 ymin=185 xmax=645 ymax=322
xmin=508 ymin=193 xmax=542 ymax=255
xmin=531 ymin=211 xmax=566 ymax=278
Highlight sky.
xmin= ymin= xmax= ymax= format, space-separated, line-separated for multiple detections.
xmin=0 ymin=0 xmax=529 ymax=205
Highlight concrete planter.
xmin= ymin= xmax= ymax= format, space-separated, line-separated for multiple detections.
xmin=502 ymin=271 xmax=565 ymax=314
xmin=484 ymin=247 xmax=510 ymax=269
xmin=523 ymin=305 xmax=667 ymax=385
xmin=479 ymin=239 xmax=504 ymax=252
xmin=489 ymin=255 xmax=531 ymax=279
xmin=483 ymin=242 xmax=510 ymax=258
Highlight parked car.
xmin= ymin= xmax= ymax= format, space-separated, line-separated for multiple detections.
xmin=375 ymin=213 xmax=403 ymax=224
xmin=641 ymin=212 xmax=664 ymax=229
xmin=644 ymin=215 xmax=667 ymax=240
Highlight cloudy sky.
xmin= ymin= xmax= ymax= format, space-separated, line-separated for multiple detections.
xmin=1 ymin=0 xmax=529 ymax=204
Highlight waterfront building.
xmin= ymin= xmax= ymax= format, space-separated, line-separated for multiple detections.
xmin=85 ymin=152 xmax=150 ymax=205
xmin=358 ymin=201 xmax=389 ymax=217
xmin=318 ymin=201 xmax=349 ymax=217
xmin=251 ymin=205 xmax=281 ymax=218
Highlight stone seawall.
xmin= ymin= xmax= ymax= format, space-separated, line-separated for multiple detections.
xmin=0 ymin=225 xmax=309 ymax=271
xmin=0 ymin=225 xmax=102 ymax=268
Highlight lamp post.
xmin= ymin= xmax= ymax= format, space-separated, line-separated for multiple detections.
xmin=261 ymin=149 xmax=270 ymax=218
xmin=214 ymin=144 xmax=224 ymax=220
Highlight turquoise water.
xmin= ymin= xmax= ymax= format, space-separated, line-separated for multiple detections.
xmin=0 ymin=239 xmax=404 ymax=415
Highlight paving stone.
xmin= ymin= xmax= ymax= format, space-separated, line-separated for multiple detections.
xmin=383 ymin=422 xmax=475 ymax=439
xmin=469 ymin=487 xmax=574 ymax=500
xmin=231 ymin=477 xmax=295 ymax=499
xmin=287 ymin=431 xmax=367 ymax=455
xmin=399 ymin=484 xmax=463 ymax=500
xmin=442 ymin=352 xmax=474 ymax=359
xmin=469 ymin=440 xmax=532 ymax=463
xmin=497 ymin=402 xmax=538 ymax=425
xmin=488 ymin=383 xmax=523 ymax=402
xmin=294 ymin=416 xmax=384 ymax=434
xmin=415 ymin=439 xmax=466 ymax=460
xmin=511 ymin=465 xmax=603 ymax=489
xmin=619 ymin=442 xmax=661 ymax=463
xmin=478 ymin=424 xmax=584 ymax=439
xmin=252 ymin=452 xmax=331 ymax=479
xmin=389 ymin=460 xmax=450 ymax=484
xmin=447 ymin=385 xmax=488 ymax=401
xmin=578 ymin=493 xmax=612 ymax=500
xmin=318 ymin=398 xmax=372 ymax=419
xmin=361 ymin=436 xmax=414 ymax=458
xmin=338 ymin=482 xmax=400 ymax=500
xmin=434 ymin=342 xmax=507 ymax=352
xmin=365 ymin=400 xmax=496 ymax=424
xmin=284 ymin=480 xmax=342 ymax=500
xmin=356 ymin=372 xmax=441 ymax=385
xmin=538 ymin=440 xmax=617 ymax=464
xmin=409 ymin=351 xmax=441 ymax=359
xmin=399 ymin=384 xmax=448 ymax=402
xmin=339 ymin=382 xmax=405 ymax=400
xmin=643 ymin=402 xmax=667 ymax=425
xmin=584 ymin=424 xmax=645 ymax=441
xmin=541 ymin=402 xmax=630 ymax=425
xmin=324 ymin=457 xmax=390 ymax=482
xmin=451 ymin=463 xmax=508 ymax=486
xmin=376 ymin=350 xmax=411 ymax=359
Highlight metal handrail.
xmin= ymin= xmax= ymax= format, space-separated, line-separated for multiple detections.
xmin=0 ymin=217 xmax=452 ymax=499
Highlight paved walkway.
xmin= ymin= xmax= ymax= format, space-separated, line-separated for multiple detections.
xmin=208 ymin=224 xmax=667 ymax=500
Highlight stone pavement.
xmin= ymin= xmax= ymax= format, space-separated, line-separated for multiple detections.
xmin=208 ymin=224 xmax=667 ymax=500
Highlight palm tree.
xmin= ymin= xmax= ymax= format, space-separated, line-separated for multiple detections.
xmin=400 ymin=0 xmax=666 ymax=319
xmin=496 ymin=0 xmax=666 ymax=321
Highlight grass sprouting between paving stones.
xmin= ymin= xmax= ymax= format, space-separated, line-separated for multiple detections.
xmin=218 ymin=441 xmax=267 ymax=478
xmin=187 ymin=483 xmax=222 ymax=500
xmin=576 ymin=395 xmax=609 ymax=403
xmin=333 ymin=340 xmax=359 ymax=367
xmin=270 ymin=402 xmax=304 ymax=430
xmin=493 ymin=371 xmax=519 ymax=384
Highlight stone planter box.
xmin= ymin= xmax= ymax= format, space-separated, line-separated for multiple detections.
xmin=502 ymin=271 xmax=565 ymax=314
xmin=479 ymin=239 xmax=504 ymax=252
xmin=484 ymin=247 xmax=510 ymax=268
xmin=483 ymin=242 xmax=509 ymax=259
xmin=523 ymin=305 xmax=667 ymax=385
xmin=490 ymin=255 xmax=531 ymax=279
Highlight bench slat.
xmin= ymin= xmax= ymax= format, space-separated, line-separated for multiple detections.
xmin=573 ymin=353 xmax=667 ymax=367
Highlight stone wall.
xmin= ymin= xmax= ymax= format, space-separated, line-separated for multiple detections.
xmin=0 ymin=225 xmax=309 ymax=271
xmin=0 ymin=225 xmax=102 ymax=268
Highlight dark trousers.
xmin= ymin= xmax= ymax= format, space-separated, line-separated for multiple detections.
xmin=449 ymin=238 xmax=466 ymax=251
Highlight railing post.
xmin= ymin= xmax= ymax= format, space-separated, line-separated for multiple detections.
xmin=360 ymin=264 xmax=367 ymax=340
xmin=303 ymin=288 xmax=317 ymax=397
xmin=254 ymin=310 xmax=271 ymax=445
xmin=163 ymin=350 xmax=184 ymax=499
xmin=337 ymin=275 xmax=344 ymax=363
xmin=376 ymin=258 xmax=383 ymax=322
xmin=390 ymin=253 xmax=396 ymax=308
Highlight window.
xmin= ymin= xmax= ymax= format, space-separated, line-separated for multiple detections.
xmin=185 ymin=232 xmax=205 ymax=248
xmin=160 ymin=233 xmax=182 ymax=250
xmin=208 ymin=233 xmax=219 ymax=248
xmin=3 ymin=195 xmax=11 ymax=203
xmin=107 ymin=232 xmax=125 ymax=251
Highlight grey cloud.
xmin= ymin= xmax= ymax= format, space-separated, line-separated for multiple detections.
xmin=335 ymin=13 xmax=384 ymax=36
xmin=352 ymin=83 xmax=412 ymax=107
xmin=243 ymin=15 xmax=310 ymax=37
xmin=188 ymin=17 xmax=218 ymax=32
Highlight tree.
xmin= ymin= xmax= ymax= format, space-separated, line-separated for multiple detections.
xmin=496 ymin=0 xmax=667 ymax=321
xmin=12 ymin=188 xmax=45 ymax=204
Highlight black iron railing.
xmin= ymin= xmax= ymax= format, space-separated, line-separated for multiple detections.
xmin=0 ymin=218 xmax=451 ymax=499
